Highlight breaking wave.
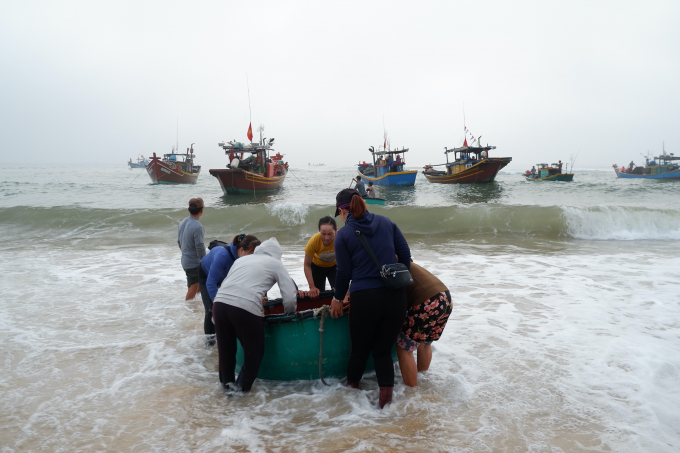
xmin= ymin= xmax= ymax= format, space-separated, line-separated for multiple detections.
xmin=2 ymin=204 xmax=680 ymax=247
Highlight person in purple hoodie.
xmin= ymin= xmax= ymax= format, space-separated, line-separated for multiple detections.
xmin=198 ymin=234 xmax=257 ymax=346
xmin=330 ymin=188 xmax=411 ymax=409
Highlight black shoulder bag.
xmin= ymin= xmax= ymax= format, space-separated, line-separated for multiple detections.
xmin=355 ymin=230 xmax=413 ymax=289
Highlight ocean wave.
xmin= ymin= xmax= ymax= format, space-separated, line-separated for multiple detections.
xmin=2 ymin=204 xmax=680 ymax=244
xmin=563 ymin=206 xmax=680 ymax=240
xmin=265 ymin=202 xmax=310 ymax=226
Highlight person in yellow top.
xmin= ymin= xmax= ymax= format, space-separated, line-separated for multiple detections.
xmin=303 ymin=216 xmax=337 ymax=298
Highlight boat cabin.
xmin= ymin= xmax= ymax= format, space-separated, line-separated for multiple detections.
xmin=442 ymin=145 xmax=495 ymax=175
xmin=358 ymin=146 xmax=408 ymax=177
xmin=218 ymin=136 xmax=286 ymax=177
xmin=531 ymin=163 xmax=563 ymax=179
xmin=643 ymin=153 xmax=680 ymax=175
xmin=162 ymin=147 xmax=199 ymax=174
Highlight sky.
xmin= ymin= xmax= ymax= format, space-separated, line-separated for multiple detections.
xmin=1 ymin=0 xmax=678 ymax=170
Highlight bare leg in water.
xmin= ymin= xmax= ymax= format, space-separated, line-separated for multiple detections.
xmin=397 ymin=343 xmax=433 ymax=387
xmin=185 ymin=283 xmax=200 ymax=300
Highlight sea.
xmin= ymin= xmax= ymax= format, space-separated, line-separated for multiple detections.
xmin=1 ymin=164 xmax=679 ymax=453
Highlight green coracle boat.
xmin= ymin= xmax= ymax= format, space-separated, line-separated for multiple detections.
xmin=363 ymin=197 xmax=387 ymax=206
xmin=235 ymin=291 xmax=392 ymax=381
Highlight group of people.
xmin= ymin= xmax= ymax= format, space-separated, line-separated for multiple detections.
xmin=176 ymin=190 xmax=452 ymax=408
xmin=353 ymin=176 xmax=376 ymax=198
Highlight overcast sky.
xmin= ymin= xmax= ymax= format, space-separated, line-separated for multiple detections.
xmin=1 ymin=0 xmax=678 ymax=170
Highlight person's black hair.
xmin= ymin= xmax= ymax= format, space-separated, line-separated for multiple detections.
xmin=318 ymin=216 xmax=337 ymax=231
xmin=232 ymin=233 xmax=247 ymax=246
xmin=356 ymin=176 xmax=361 ymax=180
xmin=238 ymin=235 xmax=261 ymax=253
xmin=188 ymin=206 xmax=202 ymax=215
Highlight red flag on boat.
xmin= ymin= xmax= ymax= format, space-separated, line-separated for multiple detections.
xmin=463 ymin=137 xmax=468 ymax=147
xmin=247 ymin=123 xmax=253 ymax=142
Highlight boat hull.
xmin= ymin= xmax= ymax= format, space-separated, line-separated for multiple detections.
xmin=235 ymin=293 xmax=394 ymax=381
xmin=146 ymin=157 xmax=199 ymax=184
xmin=209 ymin=168 xmax=286 ymax=195
xmin=128 ymin=162 xmax=148 ymax=169
xmin=614 ymin=169 xmax=680 ymax=179
xmin=524 ymin=173 xmax=574 ymax=182
xmin=423 ymin=158 xmax=511 ymax=184
xmin=358 ymin=170 xmax=417 ymax=186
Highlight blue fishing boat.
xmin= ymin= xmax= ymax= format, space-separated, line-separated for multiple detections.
xmin=614 ymin=147 xmax=680 ymax=179
xmin=235 ymin=291 xmax=394 ymax=381
xmin=357 ymin=145 xmax=417 ymax=186
xmin=127 ymin=155 xmax=149 ymax=168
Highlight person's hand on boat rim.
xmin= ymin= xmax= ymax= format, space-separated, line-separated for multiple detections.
xmin=307 ymin=287 xmax=320 ymax=299
xmin=330 ymin=298 xmax=344 ymax=318
xmin=297 ymin=290 xmax=308 ymax=298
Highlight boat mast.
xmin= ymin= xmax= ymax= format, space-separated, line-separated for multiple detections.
xmin=247 ymin=73 xmax=252 ymax=143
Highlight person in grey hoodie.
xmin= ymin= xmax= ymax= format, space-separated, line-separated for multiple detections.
xmin=212 ymin=237 xmax=298 ymax=393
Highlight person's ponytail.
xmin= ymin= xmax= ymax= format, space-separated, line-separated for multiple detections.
xmin=349 ymin=194 xmax=366 ymax=219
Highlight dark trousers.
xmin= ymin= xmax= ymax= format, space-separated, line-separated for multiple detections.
xmin=311 ymin=262 xmax=336 ymax=291
xmin=347 ymin=287 xmax=407 ymax=387
xmin=198 ymin=266 xmax=216 ymax=337
xmin=213 ymin=302 xmax=265 ymax=392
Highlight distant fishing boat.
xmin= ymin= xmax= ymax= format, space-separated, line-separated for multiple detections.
xmin=357 ymin=131 xmax=417 ymax=186
xmin=614 ymin=146 xmax=680 ymax=179
xmin=146 ymin=144 xmax=200 ymax=184
xmin=236 ymin=291 xmax=391 ymax=381
xmin=524 ymin=162 xmax=574 ymax=181
xmin=209 ymin=124 xmax=288 ymax=195
xmin=128 ymin=155 xmax=149 ymax=169
xmin=423 ymin=125 xmax=511 ymax=184
xmin=423 ymin=145 xmax=511 ymax=184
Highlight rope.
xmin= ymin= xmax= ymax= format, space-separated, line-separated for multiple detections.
xmin=313 ymin=305 xmax=331 ymax=386
xmin=128 ymin=170 xmax=145 ymax=185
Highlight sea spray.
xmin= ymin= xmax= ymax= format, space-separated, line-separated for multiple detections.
xmin=562 ymin=205 xmax=680 ymax=240
xmin=265 ymin=202 xmax=310 ymax=226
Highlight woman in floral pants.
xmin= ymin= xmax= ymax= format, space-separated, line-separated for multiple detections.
xmin=397 ymin=262 xmax=452 ymax=387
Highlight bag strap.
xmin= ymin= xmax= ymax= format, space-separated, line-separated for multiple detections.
xmin=225 ymin=245 xmax=237 ymax=262
xmin=355 ymin=230 xmax=382 ymax=273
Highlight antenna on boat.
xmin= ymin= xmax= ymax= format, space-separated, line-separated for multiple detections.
xmin=570 ymin=151 xmax=579 ymax=173
xmin=246 ymin=73 xmax=252 ymax=128
xmin=176 ymin=117 xmax=178 ymax=153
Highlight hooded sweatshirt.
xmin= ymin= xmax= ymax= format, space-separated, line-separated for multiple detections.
xmin=333 ymin=211 xmax=410 ymax=301
xmin=213 ymin=238 xmax=297 ymax=316
xmin=201 ymin=242 xmax=239 ymax=301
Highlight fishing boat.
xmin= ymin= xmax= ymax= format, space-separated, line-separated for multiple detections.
xmin=524 ymin=162 xmax=574 ymax=181
xmin=209 ymin=125 xmax=288 ymax=195
xmin=128 ymin=155 xmax=149 ymax=169
xmin=357 ymin=145 xmax=417 ymax=186
xmin=422 ymin=144 xmax=512 ymax=184
xmin=235 ymin=290 xmax=391 ymax=381
xmin=613 ymin=147 xmax=680 ymax=179
xmin=146 ymin=145 xmax=200 ymax=184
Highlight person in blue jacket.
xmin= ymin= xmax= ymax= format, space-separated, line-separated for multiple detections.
xmin=198 ymin=234 xmax=257 ymax=346
xmin=330 ymin=188 xmax=411 ymax=409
